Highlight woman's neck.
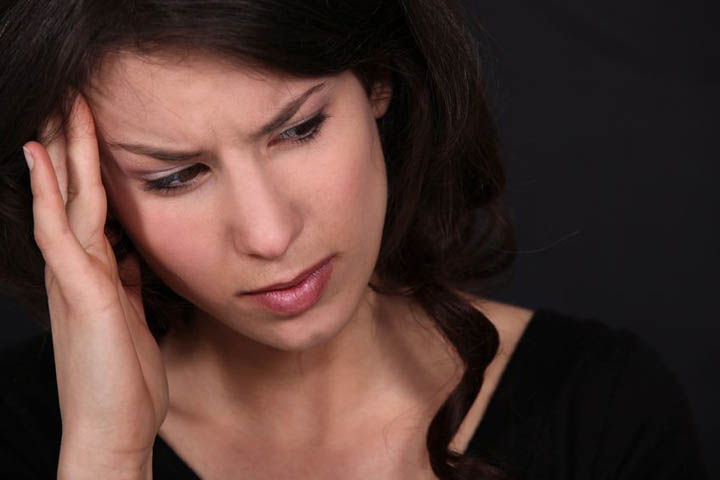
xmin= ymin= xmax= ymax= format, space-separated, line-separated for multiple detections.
xmin=158 ymin=288 xmax=461 ymax=446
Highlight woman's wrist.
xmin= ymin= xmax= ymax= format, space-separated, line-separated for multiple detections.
xmin=57 ymin=442 xmax=153 ymax=480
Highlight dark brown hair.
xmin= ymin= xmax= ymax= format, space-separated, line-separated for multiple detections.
xmin=0 ymin=1 xmax=515 ymax=477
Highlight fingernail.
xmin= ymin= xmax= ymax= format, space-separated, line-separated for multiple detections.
xmin=22 ymin=146 xmax=34 ymax=171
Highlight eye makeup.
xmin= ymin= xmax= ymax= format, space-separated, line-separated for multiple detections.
xmin=142 ymin=109 xmax=330 ymax=195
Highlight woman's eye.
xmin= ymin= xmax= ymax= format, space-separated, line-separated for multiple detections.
xmin=273 ymin=111 xmax=329 ymax=146
xmin=142 ymin=111 xmax=328 ymax=196
xmin=143 ymin=164 xmax=208 ymax=195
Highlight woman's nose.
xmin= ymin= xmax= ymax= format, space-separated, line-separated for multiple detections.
xmin=223 ymin=159 xmax=303 ymax=260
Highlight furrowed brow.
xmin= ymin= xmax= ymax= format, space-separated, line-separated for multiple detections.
xmin=253 ymin=81 xmax=327 ymax=139
xmin=105 ymin=81 xmax=327 ymax=162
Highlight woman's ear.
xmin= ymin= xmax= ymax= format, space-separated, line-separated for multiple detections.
xmin=370 ymin=77 xmax=393 ymax=119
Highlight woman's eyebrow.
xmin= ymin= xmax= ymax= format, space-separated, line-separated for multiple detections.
xmin=104 ymin=81 xmax=327 ymax=162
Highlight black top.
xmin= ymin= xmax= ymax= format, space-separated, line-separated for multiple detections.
xmin=0 ymin=309 xmax=707 ymax=479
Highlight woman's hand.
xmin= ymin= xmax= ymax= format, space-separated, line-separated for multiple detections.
xmin=23 ymin=94 xmax=167 ymax=477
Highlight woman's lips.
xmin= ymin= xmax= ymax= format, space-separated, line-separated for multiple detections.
xmin=244 ymin=255 xmax=334 ymax=294
xmin=243 ymin=255 xmax=335 ymax=316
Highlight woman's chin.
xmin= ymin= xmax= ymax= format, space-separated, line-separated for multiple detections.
xmin=246 ymin=309 xmax=354 ymax=353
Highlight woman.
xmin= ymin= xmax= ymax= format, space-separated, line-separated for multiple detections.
xmin=0 ymin=0 xmax=705 ymax=479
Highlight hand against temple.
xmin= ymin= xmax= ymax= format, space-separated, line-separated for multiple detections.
xmin=24 ymin=94 xmax=168 ymax=475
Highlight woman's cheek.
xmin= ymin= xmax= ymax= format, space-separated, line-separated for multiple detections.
xmin=127 ymin=201 xmax=219 ymax=280
xmin=318 ymin=125 xmax=387 ymax=250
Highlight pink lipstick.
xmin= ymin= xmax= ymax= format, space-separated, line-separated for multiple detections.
xmin=244 ymin=255 xmax=335 ymax=316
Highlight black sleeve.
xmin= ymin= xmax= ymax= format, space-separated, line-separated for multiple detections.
xmin=0 ymin=434 xmax=39 ymax=478
xmin=595 ymin=334 xmax=707 ymax=480
xmin=0 ymin=334 xmax=62 ymax=479
xmin=0 ymin=396 xmax=57 ymax=478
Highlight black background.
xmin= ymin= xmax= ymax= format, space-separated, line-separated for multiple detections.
xmin=1 ymin=0 xmax=717 ymax=477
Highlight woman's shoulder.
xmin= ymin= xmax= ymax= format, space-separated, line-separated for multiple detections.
xmin=465 ymin=299 xmax=690 ymax=400
xmin=0 ymin=333 xmax=61 ymax=477
xmin=465 ymin=302 xmax=707 ymax=479
xmin=489 ymin=305 xmax=691 ymax=408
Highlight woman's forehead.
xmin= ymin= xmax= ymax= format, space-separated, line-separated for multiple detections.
xmin=87 ymin=51 xmax=341 ymax=145
xmin=90 ymin=51 xmax=331 ymax=109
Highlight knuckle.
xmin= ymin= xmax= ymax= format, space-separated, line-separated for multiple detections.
xmin=33 ymin=222 xmax=71 ymax=252
xmin=32 ymin=227 xmax=51 ymax=251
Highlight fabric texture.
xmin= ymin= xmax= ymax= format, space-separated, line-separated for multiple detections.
xmin=0 ymin=309 xmax=707 ymax=479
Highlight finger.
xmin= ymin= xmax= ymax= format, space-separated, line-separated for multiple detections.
xmin=64 ymin=94 xmax=108 ymax=249
xmin=24 ymin=141 xmax=91 ymax=283
xmin=38 ymin=114 xmax=69 ymax=206
xmin=65 ymin=93 xmax=103 ymax=196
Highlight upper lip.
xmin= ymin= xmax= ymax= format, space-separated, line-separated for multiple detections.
xmin=243 ymin=255 xmax=334 ymax=294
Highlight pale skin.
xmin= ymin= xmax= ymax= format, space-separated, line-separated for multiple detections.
xmin=23 ymin=51 xmax=534 ymax=479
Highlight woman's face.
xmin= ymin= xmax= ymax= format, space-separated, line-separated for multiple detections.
xmin=89 ymin=52 xmax=391 ymax=351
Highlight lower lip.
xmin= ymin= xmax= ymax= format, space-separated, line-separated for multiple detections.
xmin=245 ymin=256 xmax=335 ymax=316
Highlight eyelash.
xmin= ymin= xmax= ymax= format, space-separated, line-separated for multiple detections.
xmin=143 ymin=111 xmax=329 ymax=195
